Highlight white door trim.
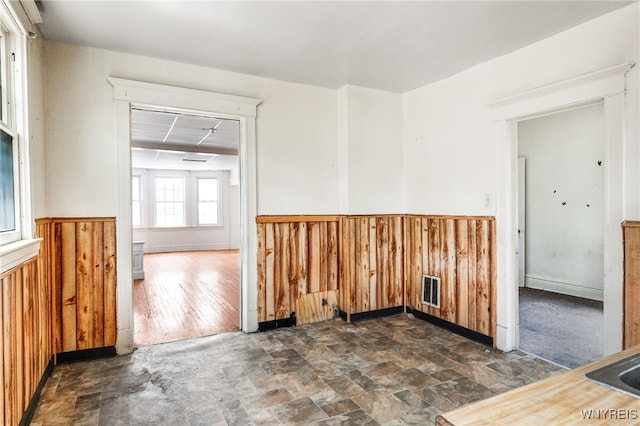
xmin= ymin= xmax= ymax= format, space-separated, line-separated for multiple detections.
xmin=491 ymin=63 xmax=634 ymax=354
xmin=108 ymin=77 xmax=262 ymax=354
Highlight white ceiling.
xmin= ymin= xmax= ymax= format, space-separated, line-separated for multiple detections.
xmin=131 ymin=108 xmax=239 ymax=171
xmin=131 ymin=108 xmax=239 ymax=153
xmin=36 ymin=1 xmax=633 ymax=93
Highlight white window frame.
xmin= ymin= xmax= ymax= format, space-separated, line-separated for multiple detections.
xmin=0 ymin=0 xmax=38 ymax=275
xmin=133 ymin=168 xmax=223 ymax=229
xmin=193 ymin=171 xmax=222 ymax=227
xmin=153 ymin=173 xmax=186 ymax=228
xmin=131 ymin=173 xmax=142 ymax=228
xmin=0 ymin=124 xmax=19 ymax=244
xmin=196 ymin=176 xmax=219 ymax=226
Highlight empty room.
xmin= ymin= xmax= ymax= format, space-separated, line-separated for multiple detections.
xmin=2 ymin=1 xmax=640 ymax=425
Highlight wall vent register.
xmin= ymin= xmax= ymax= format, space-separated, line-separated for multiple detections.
xmin=422 ymin=274 xmax=441 ymax=309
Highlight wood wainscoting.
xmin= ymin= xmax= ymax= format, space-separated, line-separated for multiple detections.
xmin=623 ymin=221 xmax=640 ymax=348
xmin=340 ymin=216 xmax=404 ymax=320
xmin=51 ymin=218 xmax=117 ymax=353
xmin=257 ymin=214 xmax=496 ymax=341
xmin=257 ymin=216 xmax=340 ymax=325
xmin=0 ymin=220 xmax=54 ymax=426
xmin=404 ymin=216 xmax=496 ymax=339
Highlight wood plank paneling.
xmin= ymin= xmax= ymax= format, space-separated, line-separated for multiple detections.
xmin=52 ymin=218 xmax=117 ymax=353
xmin=1 ymin=217 xmax=116 ymax=424
xmin=60 ymin=222 xmax=77 ymax=352
xmin=297 ymin=290 xmax=338 ymax=325
xmin=2 ymin=218 xmax=53 ymax=426
xmin=257 ymin=217 xmax=340 ymax=323
xmin=344 ymin=216 xmax=404 ymax=315
xmin=339 ymin=218 xmax=351 ymax=320
xmin=623 ymin=221 xmax=640 ymax=348
xmin=103 ymin=221 xmax=117 ymax=346
xmin=257 ymin=214 xmax=495 ymax=338
xmin=404 ymin=215 xmax=496 ymax=339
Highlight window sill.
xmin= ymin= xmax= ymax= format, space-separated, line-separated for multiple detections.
xmin=0 ymin=238 xmax=41 ymax=275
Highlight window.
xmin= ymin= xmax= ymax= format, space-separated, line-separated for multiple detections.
xmin=0 ymin=4 xmax=25 ymax=248
xmin=155 ymin=176 xmax=185 ymax=227
xmin=132 ymin=169 xmax=223 ymax=229
xmin=131 ymin=175 xmax=142 ymax=227
xmin=197 ymin=178 xmax=218 ymax=225
xmin=0 ymin=1 xmax=39 ymax=274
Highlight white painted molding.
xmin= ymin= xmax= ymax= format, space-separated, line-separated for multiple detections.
xmin=108 ymin=77 xmax=262 ymax=117
xmin=489 ymin=63 xmax=634 ymax=108
xmin=110 ymin=78 xmax=262 ymax=354
xmin=489 ymin=63 xmax=635 ymax=120
xmin=493 ymin=64 xmax=631 ymax=355
xmin=19 ymin=0 xmax=42 ymax=24
xmin=524 ymin=276 xmax=604 ymax=302
xmin=0 ymin=238 xmax=40 ymax=274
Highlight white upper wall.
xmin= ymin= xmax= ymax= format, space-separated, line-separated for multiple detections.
xmin=403 ymin=3 xmax=639 ymax=217
xmin=42 ymin=4 xmax=639 ymax=220
xmin=518 ymin=103 xmax=605 ymax=300
xmin=43 ymin=40 xmax=339 ymax=217
xmin=338 ymin=85 xmax=404 ymax=214
xmin=27 ymin=28 xmax=46 ymax=220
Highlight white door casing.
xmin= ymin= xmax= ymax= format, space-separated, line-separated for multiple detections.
xmin=517 ymin=157 xmax=525 ymax=289
xmin=491 ymin=63 xmax=634 ymax=354
xmin=109 ymin=78 xmax=261 ymax=354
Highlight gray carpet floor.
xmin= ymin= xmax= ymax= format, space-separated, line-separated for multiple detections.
xmin=519 ymin=287 xmax=604 ymax=369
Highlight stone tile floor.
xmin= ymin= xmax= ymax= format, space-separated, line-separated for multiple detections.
xmin=31 ymin=314 xmax=562 ymax=425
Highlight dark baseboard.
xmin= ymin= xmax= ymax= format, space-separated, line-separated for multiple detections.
xmin=258 ymin=314 xmax=297 ymax=332
xmin=407 ymin=307 xmax=493 ymax=346
xmin=19 ymin=356 xmax=54 ymax=426
xmin=338 ymin=306 xmax=404 ymax=323
xmin=56 ymin=346 xmax=117 ymax=364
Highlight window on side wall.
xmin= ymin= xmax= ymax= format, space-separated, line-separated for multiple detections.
xmin=131 ymin=175 xmax=142 ymax=227
xmin=0 ymin=4 xmax=26 ymax=248
xmin=197 ymin=177 xmax=218 ymax=225
xmin=154 ymin=176 xmax=185 ymax=227
xmin=132 ymin=170 xmax=223 ymax=229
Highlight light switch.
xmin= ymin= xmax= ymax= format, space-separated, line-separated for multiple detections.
xmin=484 ymin=193 xmax=494 ymax=208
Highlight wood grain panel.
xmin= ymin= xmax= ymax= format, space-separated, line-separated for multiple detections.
xmin=52 ymin=218 xmax=117 ymax=353
xmin=103 ymin=221 xmax=117 ymax=346
xmin=404 ymin=215 xmax=496 ymax=339
xmin=339 ymin=218 xmax=351 ymax=321
xmin=60 ymin=222 xmax=77 ymax=352
xmin=2 ymin=219 xmax=53 ymax=426
xmin=344 ymin=216 xmax=404 ymax=315
xmin=1 ymin=218 xmax=115 ymax=424
xmin=440 ymin=345 xmax=640 ymax=425
xmin=389 ymin=217 xmax=403 ymax=310
xmin=297 ymin=290 xmax=338 ymax=325
xmin=257 ymin=214 xmax=494 ymax=336
xmin=257 ymin=222 xmax=267 ymax=322
xmin=257 ymin=217 xmax=340 ymax=323
xmin=623 ymin=221 xmax=640 ymax=348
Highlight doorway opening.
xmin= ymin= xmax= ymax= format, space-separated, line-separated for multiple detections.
xmin=129 ymin=107 xmax=241 ymax=346
xmin=516 ymin=102 xmax=605 ymax=368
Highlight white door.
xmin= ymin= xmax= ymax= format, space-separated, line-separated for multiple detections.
xmin=517 ymin=157 xmax=526 ymax=287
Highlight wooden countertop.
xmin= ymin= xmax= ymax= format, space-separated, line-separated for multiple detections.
xmin=437 ymin=346 xmax=640 ymax=425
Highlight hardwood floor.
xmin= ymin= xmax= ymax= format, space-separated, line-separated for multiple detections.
xmin=133 ymin=250 xmax=240 ymax=346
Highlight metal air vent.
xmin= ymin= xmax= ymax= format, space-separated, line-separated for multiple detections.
xmin=422 ymin=274 xmax=441 ymax=309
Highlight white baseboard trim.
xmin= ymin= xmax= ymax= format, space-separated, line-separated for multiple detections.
xmin=524 ymin=275 xmax=603 ymax=302
xmin=143 ymin=243 xmax=230 ymax=253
